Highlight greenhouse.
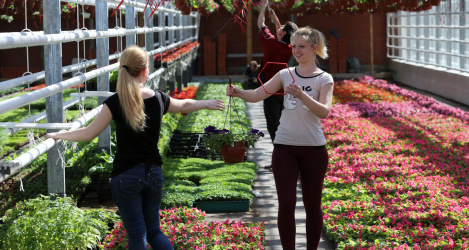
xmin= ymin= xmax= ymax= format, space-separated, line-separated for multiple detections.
xmin=0 ymin=0 xmax=468 ymax=249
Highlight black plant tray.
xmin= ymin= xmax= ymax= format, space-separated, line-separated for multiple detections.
xmin=167 ymin=131 xmax=222 ymax=160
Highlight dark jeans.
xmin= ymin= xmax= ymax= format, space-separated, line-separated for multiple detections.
xmin=263 ymin=95 xmax=284 ymax=142
xmin=272 ymin=145 xmax=329 ymax=250
xmin=110 ymin=163 xmax=173 ymax=250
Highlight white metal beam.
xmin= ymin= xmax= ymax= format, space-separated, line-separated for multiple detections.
xmin=0 ymin=26 xmax=197 ymax=50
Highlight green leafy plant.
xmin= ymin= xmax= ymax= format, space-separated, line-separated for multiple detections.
xmin=0 ymin=129 xmax=8 ymax=155
xmin=88 ymin=150 xmax=114 ymax=174
xmin=202 ymin=125 xmax=264 ymax=151
xmin=0 ymin=195 xmax=118 ymax=249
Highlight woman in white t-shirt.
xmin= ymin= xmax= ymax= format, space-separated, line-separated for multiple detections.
xmin=226 ymin=26 xmax=333 ymax=250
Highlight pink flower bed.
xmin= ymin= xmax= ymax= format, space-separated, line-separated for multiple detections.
xmin=322 ymin=77 xmax=469 ymax=249
xmin=98 ymin=207 xmax=265 ymax=249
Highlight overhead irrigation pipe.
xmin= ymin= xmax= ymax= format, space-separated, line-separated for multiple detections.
xmin=0 ymin=35 xmax=197 ymax=92
xmin=101 ymin=0 xmax=182 ymax=15
xmin=60 ymin=0 xmax=194 ymax=16
xmin=0 ymin=105 xmax=103 ymax=182
xmin=0 ymin=25 xmax=196 ymax=50
xmin=61 ymin=0 xmax=136 ymax=12
xmin=0 ymin=123 xmax=74 ymax=130
xmin=0 ymin=25 xmax=197 ymax=40
xmin=0 ymin=63 xmax=119 ymax=115
xmin=0 ymin=97 xmax=87 ymax=136
xmin=0 ymin=52 xmax=122 ymax=92
xmin=148 ymin=67 xmax=166 ymax=81
xmin=69 ymin=66 xmax=167 ymax=98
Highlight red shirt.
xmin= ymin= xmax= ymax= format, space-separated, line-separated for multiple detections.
xmin=259 ymin=25 xmax=293 ymax=93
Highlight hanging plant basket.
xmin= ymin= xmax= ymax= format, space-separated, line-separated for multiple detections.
xmin=220 ymin=141 xmax=246 ymax=163
xmin=202 ymin=77 xmax=264 ymax=164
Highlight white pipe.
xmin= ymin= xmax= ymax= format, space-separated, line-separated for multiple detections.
xmin=101 ymin=0 xmax=181 ymax=14
xmin=0 ymin=63 xmax=119 ymax=115
xmin=70 ymin=91 xmax=115 ymax=97
xmin=0 ymin=105 xmax=103 ymax=181
xmin=1 ymin=97 xmax=86 ymax=136
xmin=0 ymin=40 xmax=198 ymax=92
xmin=70 ymin=104 xmax=103 ymax=130
xmin=148 ymin=67 xmax=166 ymax=81
xmin=0 ymin=138 xmax=57 ymax=179
xmin=0 ymin=42 xmax=198 ymax=115
xmin=61 ymin=0 xmax=134 ymax=11
xmin=0 ymin=123 xmax=74 ymax=130
xmin=61 ymin=0 xmax=195 ymax=16
xmin=0 ymin=26 xmax=196 ymax=50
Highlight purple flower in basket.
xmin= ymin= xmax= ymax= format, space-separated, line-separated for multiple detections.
xmin=249 ymin=129 xmax=264 ymax=137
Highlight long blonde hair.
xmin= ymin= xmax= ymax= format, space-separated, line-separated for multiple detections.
xmin=117 ymin=46 xmax=149 ymax=132
xmin=291 ymin=27 xmax=328 ymax=60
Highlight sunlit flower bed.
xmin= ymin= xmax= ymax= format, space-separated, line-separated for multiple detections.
xmin=322 ymin=76 xmax=469 ymax=249
xmin=99 ymin=207 xmax=265 ymax=249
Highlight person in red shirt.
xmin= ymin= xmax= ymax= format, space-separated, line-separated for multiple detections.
xmin=257 ymin=0 xmax=298 ymax=168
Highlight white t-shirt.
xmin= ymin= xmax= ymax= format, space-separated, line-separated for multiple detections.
xmin=274 ymin=67 xmax=334 ymax=146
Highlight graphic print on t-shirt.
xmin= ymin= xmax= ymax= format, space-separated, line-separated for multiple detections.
xmin=284 ymin=85 xmax=319 ymax=111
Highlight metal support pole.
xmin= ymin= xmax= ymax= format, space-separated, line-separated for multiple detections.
xmin=177 ymin=13 xmax=183 ymax=43
xmin=145 ymin=8 xmax=155 ymax=74
xmin=168 ymin=79 xmax=175 ymax=93
xmin=182 ymin=15 xmax=188 ymax=41
xmin=159 ymin=10 xmax=166 ymax=47
xmin=96 ymin=0 xmax=111 ymax=154
xmin=44 ymin=0 xmax=65 ymax=197
xmin=126 ymin=2 xmax=136 ymax=46
xmin=187 ymin=63 xmax=192 ymax=82
xmin=177 ymin=67 xmax=183 ymax=90
xmin=168 ymin=6 xmax=174 ymax=45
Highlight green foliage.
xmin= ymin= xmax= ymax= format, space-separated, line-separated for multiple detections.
xmin=0 ymin=85 xmax=27 ymax=97
xmin=159 ymin=112 xmax=181 ymax=161
xmin=0 ymin=130 xmax=8 ymax=155
xmin=109 ymin=69 xmax=119 ymax=83
xmin=88 ymin=150 xmax=114 ymax=174
xmin=176 ymin=82 xmax=251 ymax=133
xmin=162 ymin=158 xmax=257 ymax=206
xmin=197 ymin=182 xmax=253 ymax=201
xmin=0 ymin=195 xmax=118 ymax=250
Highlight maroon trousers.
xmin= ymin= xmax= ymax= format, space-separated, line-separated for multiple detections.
xmin=271 ymin=144 xmax=329 ymax=250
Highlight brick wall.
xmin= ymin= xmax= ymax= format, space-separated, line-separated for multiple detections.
xmin=198 ymin=9 xmax=387 ymax=75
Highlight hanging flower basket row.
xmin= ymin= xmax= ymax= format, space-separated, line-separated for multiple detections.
xmin=0 ymin=0 xmax=442 ymax=21
xmin=170 ymin=0 xmax=441 ymax=15
xmin=153 ymin=41 xmax=199 ymax=65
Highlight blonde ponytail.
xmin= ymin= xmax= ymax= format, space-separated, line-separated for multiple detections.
xmin=292 ymin=27 xmax=328 ymax=60
xmin=116 ymin=46 xmax=149 ymax=132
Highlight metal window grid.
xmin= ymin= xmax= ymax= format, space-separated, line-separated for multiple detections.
xmin=387 ymin=0 xmax=468 ymax=73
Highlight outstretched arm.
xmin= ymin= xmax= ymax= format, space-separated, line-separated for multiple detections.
xmin=226 ymin=72 xmax=282 ymax=103
xmin=167 ymin=97 xmax=225 ymax=113
xmin=257 ymin=0 xmax=268 ymax=28
xmin=46 ymin=104 xmax=113 ymax=142
xmin=268 ymin=7 xmax=281 ymax=31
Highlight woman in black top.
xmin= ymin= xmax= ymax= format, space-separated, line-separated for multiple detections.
xmin=46 ymin=46 xmax=225 ymax=249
